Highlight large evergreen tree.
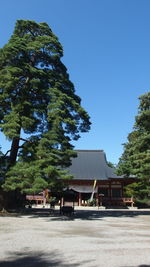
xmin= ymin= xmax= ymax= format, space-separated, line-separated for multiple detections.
xmin=0 ymin=147 xmax=5 ymax=183
xmin=117 ymin=92 xmax=150 ymax=201
xmin=0 ymin=20 xmax=91 ymax=198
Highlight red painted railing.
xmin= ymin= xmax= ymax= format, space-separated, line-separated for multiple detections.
xmin=26 ymin=195 xmax=44 ymax=200
xmin=102 ymin=197 xmax=134 ymax=206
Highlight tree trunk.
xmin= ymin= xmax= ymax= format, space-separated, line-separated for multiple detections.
xmin=0 ymin=189 xmax=26 ymax=211
xmin=2 ymin=129 xmax=22 ymax=211
xmin=9 ymin=129 xmax=21 ymax=166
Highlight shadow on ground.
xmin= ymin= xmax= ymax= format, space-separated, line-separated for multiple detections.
xmin=8 ymin=208 xmax=150 ymax=221
xmin=0 ymin=251 xmax=149 ymax=267
xmin=123 ymin=265 xmax=150 ymax=267
xmin=0 ymin=251 xmax=90 ymax=267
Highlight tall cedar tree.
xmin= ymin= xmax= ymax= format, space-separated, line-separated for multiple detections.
xmin=0 ymin=20 xmax=91 ymax=195
xmin=0 ymin=147 xmax=5 ymax=183
xmin=117 ymin=92 xmax=150 ymax=200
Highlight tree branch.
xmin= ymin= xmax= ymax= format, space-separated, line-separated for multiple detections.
xmin=3 ymin=138 xmax=32 ymax=157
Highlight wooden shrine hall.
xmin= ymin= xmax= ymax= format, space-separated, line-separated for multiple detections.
xmin=64 ymin=150 xmax=134 ymax=207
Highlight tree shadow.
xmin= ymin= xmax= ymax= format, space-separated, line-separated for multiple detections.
xmin=1 ymin=208 xmax=150 ymax=221
xmin=46 ymin=209 xmax=150 ymax=221
xmin=123 ymin=265 xmax=150 ymax=267
xmin=0 ymin=251 xmax=90 ymax=267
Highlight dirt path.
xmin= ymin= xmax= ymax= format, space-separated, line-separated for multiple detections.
xmin=0 ymin=209 xmax=150 ymax=267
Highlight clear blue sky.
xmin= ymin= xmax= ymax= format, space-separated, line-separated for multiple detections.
xmin=0 ymin=0 xmax=150 ymax=164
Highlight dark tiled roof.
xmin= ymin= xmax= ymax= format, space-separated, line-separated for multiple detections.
xmin=67 ymin=150 xmax=122 ymax=180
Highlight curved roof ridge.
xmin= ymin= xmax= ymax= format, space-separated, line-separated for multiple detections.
xmin=67 ymin=150 xmax=123 ymax=180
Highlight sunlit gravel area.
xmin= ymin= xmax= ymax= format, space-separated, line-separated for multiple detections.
xmin=0 ymin=208 xmax=150 ymax=267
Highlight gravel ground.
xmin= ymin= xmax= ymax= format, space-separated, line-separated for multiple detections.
xmin=0 ymin=208 xmax=150 ymax=267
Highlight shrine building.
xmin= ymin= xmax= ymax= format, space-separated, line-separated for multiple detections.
xmin=64 ymin=150 xmax=134 ymax=207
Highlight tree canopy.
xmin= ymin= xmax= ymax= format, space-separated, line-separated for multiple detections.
xmin=117 ymin=92 xmax=150 ymax=201
xmin=0 ymin=20 xmax=91 ymax=195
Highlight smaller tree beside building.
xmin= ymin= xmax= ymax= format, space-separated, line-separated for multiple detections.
xmin=117 ymin=92 xmax=150 ymax=205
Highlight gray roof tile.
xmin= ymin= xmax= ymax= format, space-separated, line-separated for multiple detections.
xmin=67 ymin=150 xmax=122 ymax=180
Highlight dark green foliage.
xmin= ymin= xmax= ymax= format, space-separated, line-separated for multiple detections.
xmin=0 ymin=20 xmax=91 ymax=195
xmin=117 ymin=92 xmax=150 ymax=201
xmin=0 ymin=147 xmax=9 ymax=185
xmin=0 ymin=147 xmax=4 ymax=183
xmin=107 ymin=161 xmax=115 ymax=168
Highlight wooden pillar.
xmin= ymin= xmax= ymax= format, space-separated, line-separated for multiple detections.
xmin=43 ymin=197 xmax=46 ymax=207
xmin=61 ymin=197 xmax=64 ymax=206
xmin=121 ymin=182 xmax=123 ymax=197
xmin=78 ymin=192 xmax=82 ymax=206
xmin=96 ymin=192 xmax=99 ymax=206
xmin=109 ymin=181 xmax=112 ymax=198
xmin=131 ymin=197 xmax=134 ymax=207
